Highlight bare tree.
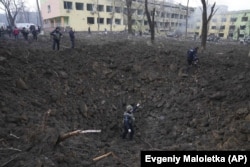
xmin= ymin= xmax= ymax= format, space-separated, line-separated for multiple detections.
xmin=200 ymin=0 xmax=217 ymax=50
xmin=145 ymin=0 xmax=155 ymax=42
xmin=36 ymin=0 xmax=43 ymax=30
xmin=0 ymin=0 xmax=22 ymax=27
xmin=125 ymin=0 xmax=133 ymax=34
xmin=185 ymin=0 xmax=189 ymax=38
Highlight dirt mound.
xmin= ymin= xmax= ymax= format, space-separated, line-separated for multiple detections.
xmin=0 ymin=35 xmax=250 ymax=166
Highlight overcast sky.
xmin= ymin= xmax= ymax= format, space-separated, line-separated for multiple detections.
xmin=26 ymin=0 xmax=250 ymax=12
xmin=176 ymin=0 xmax=250 ymax=11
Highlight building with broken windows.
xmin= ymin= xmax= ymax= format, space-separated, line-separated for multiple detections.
xmin=191 ymin=5 xmax=250 ymax=40
xmin=40 ymin=0 xmax=195 ymax=33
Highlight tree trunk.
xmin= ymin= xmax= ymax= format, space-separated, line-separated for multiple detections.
xmin=185 ymin=0 xmax=189 ymax=38
xmin=201 ymin=0 xmax=208 ymax=50
xmin=201 ymin=0 xmax=216 ymax=50
xmin=145 ymin=0 xmax=155 ymax=42
xmin=36 ymin=0 xmax=43 ymax=30
xmin=126 ymin=0 xmax=133 ymax=34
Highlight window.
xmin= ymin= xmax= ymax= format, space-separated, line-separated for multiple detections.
xmin=137 ymin=9 xmax=143 ymax=15
xmin=240 ymin=25 xmax=246 ymax=30
xmin=106 ymin=6 xmax=113 ymax=12
xmin=97 ymin=5 xmax=104 ymax=12
xmin=239 ymin=34 xmax=244 ymax=38
xmin=229 ymin=25 xmax=235 ymax=30
xmin=211 ymin=26 xmax=216 ymax=29
xmin=106 ymin=18 xmax=112 ymax=24
xmin=242 ymin=17 xmax=248 ymax=21
xmin=97 ymin=18 xmax=104 ymax=24
xmin=230 ymin=17 xmax=237 ymax=22
xmin=144 ymin=20 xmax=148 ymax=25
xmin=75 ymin=3 xmax=83 ymax=10
xmin=87 ymin=4 xmax=94 ymax=11
xmin=220 ymin=25 xmax=225 ymax=30
xmin=160 ymin=12 xmax=165 ymax=18
xmin=218 ymin=33 xmax=224 ymax=37
xmin=123 ymin=8 xmax=127 ymax=14
xmin=228 ymin=33 xmax=233 ymax=38
xmin=87 ymin=17 xmax=94 ymax=24
xmin=64 ymin=1 xmax=72 ymax=9
xmin=47 ymin=5 xmax=51 ymax=13
xmin=115 ymin=7 xmax=121 ymax=13
xmin=196 ymin=26 xmax=200 ymax=29
xmin=221 ymin=18 xmax=227 ymax=22
xmin=196 ymin=19 xmax=201 ymax=22
xmin=115 ymin=19 xmax=121 ymax=25
xmin=212 ymin=18 xmax=217 ymax=22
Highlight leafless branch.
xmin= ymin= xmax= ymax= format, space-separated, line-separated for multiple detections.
xmin=55 ymin=129 xmax=101 ymax=146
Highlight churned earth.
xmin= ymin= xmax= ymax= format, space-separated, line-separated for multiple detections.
xmin=0 ymin=32 xmax=250 ymax=167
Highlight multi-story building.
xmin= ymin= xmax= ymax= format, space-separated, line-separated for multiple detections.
xmin=191 ymin=5 xmax=250 ymax=40
xmin=39 ymin=0 xmax=194 ymax=33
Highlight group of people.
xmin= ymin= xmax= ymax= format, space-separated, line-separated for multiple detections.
xmin=50 ymin=26 xmax=75 ymax=50
xmin=2 ymin=26 xmax=41 ymax=41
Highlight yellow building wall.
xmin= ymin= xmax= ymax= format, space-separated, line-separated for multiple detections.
xmin=41 ymin=0 xmax=126 ymax=31
xmin=40 ymin=0 xmax=191 ymax=33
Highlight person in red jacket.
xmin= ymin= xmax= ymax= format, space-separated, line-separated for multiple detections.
xmin=13 ymin=27 xmax=19 ymax=40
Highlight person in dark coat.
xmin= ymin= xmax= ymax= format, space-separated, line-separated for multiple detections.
xmin=50 ymin=27 xmax=63 ymax=50
xmin=186 ymin=47 xmax=199 ymax=73
xmin=68 ymin=28 xmax=75 ymax=48
xmin=122 ymin=103 xmax=140 ymax=140
xmin=21 ymin=27 xmax=29 ymax=40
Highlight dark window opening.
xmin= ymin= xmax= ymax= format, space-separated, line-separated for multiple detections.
xmin=115 ymin=7 xmax=121 ymax=13
xmin=229 ymin=25 xmax=235 ymax=30
xmin=221 ymin=18 xmax=227 ymax=22
xmin=220 ymin=25 xmax=225 ymax=30
xmin=87 ymin=4 xmax=94 ymax=11
xmin=97 ymin=5 xmax=104 ymax=12
xmin=218 ymin=33 xmax=224 ymax=37
xmin=240 ymin=25 xmax=246 ymax=30
xmin=87 ymin=17 xmax=94 ymax=24
xmin=115 ymin=19 xmax=121 ymax=25
xmin=106 ymin=6 xmax=113 ymax=12
xmin=242 ymin=17 xmax=248 ymax=21
xmin=64 ymin=1 xmax=72 ymax=9
xmin=97 ymin=18 xmax=104 ymax=24
xmin=211 ymin=26 xmax=216 ymax=29
xmin=107 ymin=18 xmax=112 ymax=24
xmin=230 ymin=17 xmax=237 ymax=22
xmin=76 ymin=3 xmax=83 ymax=10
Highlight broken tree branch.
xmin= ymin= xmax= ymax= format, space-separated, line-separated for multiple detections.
xmin=9 ymin=133 xmax=20 ymax=139
xmin=0 ymin=147 xmax=22 ymax=152
xmin=93 ymin=152 xmax=129 ymax=167
xmin=55 ymin=129 xmax=101 ymax=146
xmin=93 ymin=152 xmax=112 ymax=161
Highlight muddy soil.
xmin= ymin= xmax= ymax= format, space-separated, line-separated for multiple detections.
xmin=0 ymin=33 xmax=250 ymax=167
